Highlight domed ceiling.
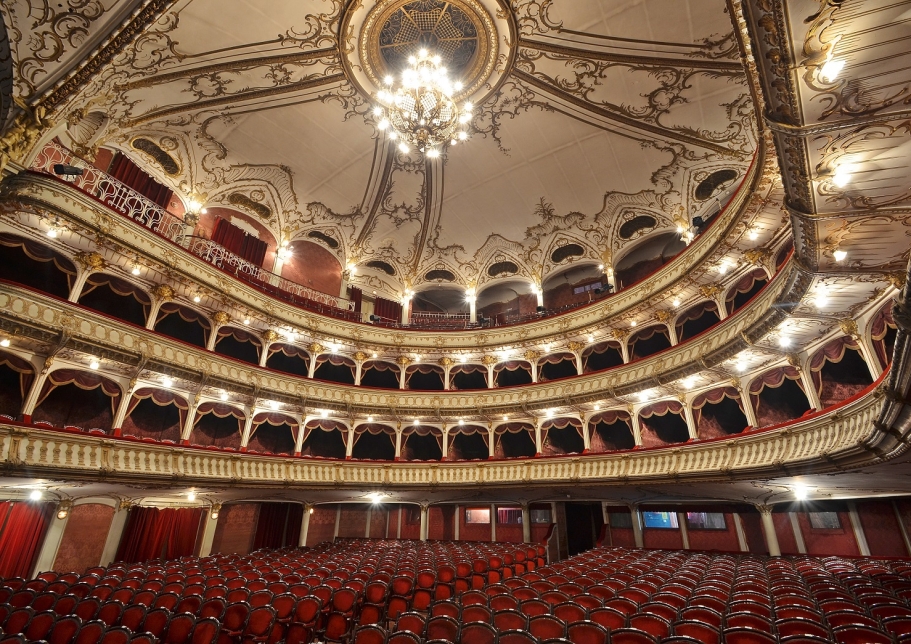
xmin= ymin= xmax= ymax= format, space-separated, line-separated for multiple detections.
xmin=2 ymin=0 xmax=757 ymax=299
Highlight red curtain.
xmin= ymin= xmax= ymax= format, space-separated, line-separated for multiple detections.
xmin=373 ymin=297 xmax=402 ymax=322
xmin=116 ymin=506 xmax=203 ymax=563
xmin=0 ymin=501 xmax=54 ymax=578
xmin=213 ymin=218 xmax=267 ymax=268
xmin=349 ymin=287 xmax=363 ymax=314
xmin=252 ymin=503 xmax=303 ymax=550
xmin=108 ymin=153 xmax=173 ymax=210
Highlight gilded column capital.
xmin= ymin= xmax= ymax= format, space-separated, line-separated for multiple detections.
xmin=438 ymin=357 xmax=453 ymax=367
xmin=838 ymin=318 xmax=859 ymax=338
xmin=699 ymin=283 xmax=723 ymax=299
xmin=887 ymin=272 xmax=907 ymax=290
xmin=308 ymin=343 xmax=325 ymax=355
xmin=756 ymin=504 xmax=774 ymax=515
xmin=396 ymin=355 xmax=413 ymax=367
xmin=786 ymin=353 xmax=801 ymax=369
xmin=354 ymin=351 xmax=369 ymax=363
xmin=150 ymin=284 xmax=174 ymax=301
xmin=654 ymin=310 xmax=672 ymax=323
xmin=523 ymin=350 xmax=540 ymax=363
xmin=74 ymin=251 xmax=106 ymax=272
xmin=481 ymin=354 xmax=498 ymax=366
xmin=568 ymin=341 xmax=585 ymax=353
xmin=743 ymin=247 xmax=772 ymax=266
xmin=609 ymin=328 xmax=630 ymax=341
xmin=262 ymin=329 xmax=279 ymax=343
xmin=211 ymin=311 xmax=231 ymax=327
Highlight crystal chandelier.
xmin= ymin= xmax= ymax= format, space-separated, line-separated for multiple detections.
xmin=373 ymin=49 xmax=473 ymax=158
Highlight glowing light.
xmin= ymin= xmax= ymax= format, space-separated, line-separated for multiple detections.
xmin=46 ymin=228 xmax=58 ymax=239
xmin=0 ymin=339 xmax=9 ymax=348
xmin=630 ymin=320 xmax=638 ymax=328
xmin=187 ymin=491 xmax=197 ymax=502
xmin=131 ymin=264 xmax=141 ymax=275
xmin=57 ymin=509 xmax=69 ymax=520
xmin=163 ymin=377 xmax=174 ymax=387
xmin=193 ymin=293 xmax=202 ymax=303
xmin=832 ymin=165 xmax=852 ymax=188
xmin=398 ymin=142 xmax=410 ymax=153
xmin=309 ymin=507 xmax=314 ymax=514
xmin=502 ymin=415 xmax=509 ymax=421
xmin=545 ymin=409 xmax=554 ymax=418
xmin=594 ymin=404 xmax=601 ymax=411
xmin=736 ymin=360 xmax=746 ymax=373
xmin=367 ymin=492 xmax=385 ymax=504
xmin=320 ymin=409 xmax=329 ymax=418
xmin=793 ymin=483 xmax=809 ymax=500
xmin=367 ymin=416 xmax=374 ymax=423
xmin=672 ymin=298 xmax=681 ymax=308
xmin=779 ymin=336 xmax=791 ymax=348
xmin=211 ymin=510 xmax=219 ymax=520
xmin=459 ymin=356 xmax=467 ymax=363
xmin=426 ymin=149 xmax=440 ymax=159
xmin=219 ymin=391 xmax=228 ymax=401
xmin=815 ymin=287 xmax=829 ymax=308
xmin=89 ymin=358 xmax=100 ymax=370
xmin=834 ymin=249 xmax=847 ymax=262
xmin=819 ymin=59 xmax=845 ymax=83
xmin=244 ymin=318 xmax=250 ymax=325
xmin=372 ymin=352 xmax=378 ymax=359
xmin=29 ymin=490 xmax=42 ymax=501
xmin=458 ymin=419 xmax=464 ymax=425
xmin=413 ymin=418 xmax=420 ymax=426
xmin=637 ymin=390 xmax=652 ymax=402
xmin=682 ymin=377 xmax=696 ymax=390
xmin=748 ymin=230 xmax=759 ymax=241
xmin=268 ymin=400 xmax=279 ymax=410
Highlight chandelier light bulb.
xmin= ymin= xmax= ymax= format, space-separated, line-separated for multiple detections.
xmin=219 ymin=391 xmax=228 ymax=401
xmin=748 ymin=230 xmax=759 ymax=241
xmin=399 ymin=142 xmax=410 ymax=153
xmin=47 ymin=227 xmax=58 ymax=239
xmin=427 ymin=148 xmax=440 ymax=159
xmin=131 ymin=264 xmax=141 ymax=275
xmin=672 ymin=298 xmax=681 ymax=308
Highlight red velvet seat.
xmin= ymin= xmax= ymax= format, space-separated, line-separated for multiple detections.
xmin=458 ymin=621 xmax=496 ymax=644
xmin=426 ymin=615 xmax=460 ymax=642
xmin=566 ymin=620 xmax=608 ymax=644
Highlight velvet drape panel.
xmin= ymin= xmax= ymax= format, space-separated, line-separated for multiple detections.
xmin=0 ymin=501 xmax=53 ymax=578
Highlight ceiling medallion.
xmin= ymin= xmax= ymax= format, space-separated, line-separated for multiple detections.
xmin=373 ymin=49 xmax=473 ymax=156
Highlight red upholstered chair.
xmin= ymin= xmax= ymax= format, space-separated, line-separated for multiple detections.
xmin=99 ymin=626 xmax=132 ymax=644
xmin=426 ymin=615 xmax=460 ymax=641
xmin=589 ymin=607 xmax=626 ymax=631
xmin=3 ymin=608 xmax=33 ymax=635
xmin=73 ymin=620 xmax=106 ymax=644
xmin=191 ymin=617 xmax=221 ymax=644
xmin=74 ymin=598 xmax=102 ymax=621
xmin=832 ymin=625 xmax=895 ymax=644
xmin=32 ymin=592 xmax=58 ymax=612
xmin=8 ymin=590 xmax=35 ymax=608
xmin=529 ymin=615 xmax=566 ymax=640
xmin=461 ymin=590 xmax=488 ymax=606
xmin=824 ymin=612 xmax=879 ymax=629
xmin=520 ymin=599 xmax=551 ymax=617
xmin=395 ymin=612 xmax=425 ymax=635
xmin=498 ymin=630 xmax=537 ymax=644
xmin=458 ymin=621 xmax=496 ymax=644
xmin=249 ymin=590 xmax=273 ymax=608
xmin=553 ymin=603 xmax=586 ymax=624
xmin=243 ymin=606 xmax=277 ymax=644
xmin=220 ymin=602 xmax=250 ymax=642
xmin=462 ymin=605 xmax=492 ymax=624
xmin=722 ymin=628 xmax=777 ymax=644
xmin=140 ymin=608 xmax=171 ymax=640
xmin=322 ymin=611 xmax=353 ymax=643
xmin=628 ymin=614 xmax=670 ymax=639
xmin=494 ymin=609 xmax=528 ymax=631
xmin=48 ymin=615 xmax=83 ymax=644
xmin=353 ymin=625 xmax=388 ymax=644
xmin=679 ymin=606 xmax=723 ymax=629
xmin=672 ymin=621 xmax=721 ymax=644
xmin=490 ymin=594 xmax=520 ymax=612
xmin=430 ymin=600 xmax=461 ymax=619
xmin=387 ymin=631 xmax=421 ymax=644
xmin=609 ymin=630 xmax=659 ymax=644
xmin=24 ymin=610 xmax=57 ymax=641
xmin=566 ymin=620 xmax=608 ymax=644
xmin=163 ymin=613 xmax=196 ymax=644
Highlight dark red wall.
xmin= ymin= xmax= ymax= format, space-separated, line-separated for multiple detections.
xmin=686 ymin=513 xmax=741 ymax=552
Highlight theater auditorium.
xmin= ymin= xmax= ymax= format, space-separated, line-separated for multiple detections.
xmin=0 ymin=0 xmax=910 ymax=642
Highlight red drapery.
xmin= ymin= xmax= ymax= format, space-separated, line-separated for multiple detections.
xmin=212 ymin=217 xmax=268 ymax=268
xmin=252 ymin=503 xmax=303 ymax=550
xmin=108 ymin=153 xmax=173 ymax=210
xmin=373 ymin=297 xmax=402 ymax=322
xmin=0 ymin=233 xmax=77 ymax=277
xmin=36 ymin=369 xmax=122 ymax=415
xmin=115 ymin=506 xmax=204 ymax=563
xmin=349 ymin=287 xmax=363 ymax=314
xmin=0 ymin=501 xmax=53 ymax=578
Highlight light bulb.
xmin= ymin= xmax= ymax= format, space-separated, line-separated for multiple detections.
xmin=188 ymin=491 xmax=197 ymax=502
xmin=211 ymin=511 xmax=219 ymax=520
xmin=748 ymin=230 xmax=759 ymax=241
xmin=819 ymin=59 xmax=845 ymax=82
xmin=268 ymin=400 xmax=279 ymax=410
xmin=458 ymin=131 xmax=468 ymax=141
xmin=0 ymin=339 xmax=9 ymax=347
xmin=793 ymin=483 xmax=809 ymax=500
xmin=426 ymin=149 xmax=440 ymax=158
xmin=384 ymin=76 xmax=394 ymax=85
xmin=398 ymin=142 xmax=410 ymax=153
xmin=320 ymin=409 xmax=329 ymax=418
xmin=243 ymin=318 xmax=250 ymax=325
xmin=413 ymin=418 xmax=420 ymax=426
xmin=193 ymin=293 xmax=201 ymax=303
xmin=367 ymin=416 xmax=374 ymax=422
xmin=46 ymin=228 xmax=58 ymax=239
xmin=458 ymin=419 xmax=464 ymax=425
xmin=594 ymin=404 xmax=601 ymax=411
xmin=57 ymin=509 xmax=69 ymax=520
xmin=163 ymin=377 xmax=174 ymax=387
xmin=779 ymin=336 xmax=791 ymax=348
xmin=832 ymin=166 xmax=851 ymax=188
xmin=131 ymin=265 xmax=141 ymax=275
xmin=378 ymin=119 xmax=389 ymax=130
xmin=89 ymin=358 xmax=100 ymax=370
xmin=682 ymin=377 xmax=695 ymax=390
xmin=219 ymin=391 xmax=228 ymax=401
xmin=833 ymin=249 xmax=847 ymax=262
xmin=459 ymin=356 xmax=467 ymax=363
xmin=630 ymin=320 xmax=637 ymax=327
xmin=372 ymin=352 xmax=378 ymax=359
xmin=736 ymin=360 xmax=746 ymax=373
xmin=373 ymin=107 xmax=382 ymax=116
xmin=30 ymin=490 xmax=42 ymax=501
xmin=672 ymin=298 xmax=681 ymax=308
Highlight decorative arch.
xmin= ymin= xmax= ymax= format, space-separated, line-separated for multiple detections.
xmin=0 ymin=233 xmax=76 ymax=299
xmin=402 ymin=425 xmax=443 ymax=461
xmin=313 ymin=354 xmax=356 ymax=385
xmin=405 ymin=363 xmax=445 ymax=391
xmin=300 ymin=419 xmax=347 ymax=459
xmin=248 ymin=412 xmax=299 ymax=455
xmin=192 ymin=402 xmax=245 ymax=449
xmin=589 ymin=411 xmax=635 ymax=452
xmin=541 ymin=418 xmax=584 ymax=455
xmin=32 ymin=369 xmax=122 ymax=432
xmin=583 ymin=341 xmax=623 ymax=372
xmin=749 ymin=367 xmax=811 ymax=427
xmin=351 ymin=423 xmax=396 ymax=460
xmin=448 ymin=425 xmax=489 ymax=461
xmin=78 ymin=273 xmax=151 ymax=327
xmin=809 ymin=336 xmax=874 ymax=408
xmin=613 ymin=231 xmax=684 ymax=289
xmin=214 ymin=326 xmax=262 ymax=365
xmin=265 ymin=343 xmax=310 ymax=378
xmin=675 ymin=300 xmax=720 ymax=342
xmin=538 ymin=353 xmax=576 ymax=382
xmin=450 ymin=362 xmax=488 ymax=390
xmin=121 ymin=387 xmax=188 ymax=442
xmin=692 ymin=387 xmax=749 ymax=439
xmin=639 ymin=401 xmax=689 ymax=447
xmin=0 ymin=351 xmax=35 ymax=419
xmin=871 ymin=303 xmax=897 ymax=369
xmin=360 ymin=360 xmax=400 ymax=389
xmin=494 ymin=360 xmax=532 ymax=387
xmin=541 ymin=262 xmax=605 ymax=310
xmin=281 ymin=240 xmax=343 ymax=298
xmin=628 ymin=325 xmax=672 ymax=361
xmin=726 ymin=268 xmax=768 ymax=315
xmin=153 ymin=303 xmax=211 ymax=349
xmin=492 ymin=423 xmax=536 ymax=459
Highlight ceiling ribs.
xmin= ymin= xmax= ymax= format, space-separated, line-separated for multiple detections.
xmin=123 ymin=73 xmax=347 ymax=126
xmin=519 ymin=38 xmax=744 ymax=72
xmin=511 ymin=69 xmax=736 ymax=155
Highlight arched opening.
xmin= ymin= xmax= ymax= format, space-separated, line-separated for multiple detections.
xmin=154 ymin=304 xmax=211 ymax=349
xmin=78 ymin=274 xmax=151 ymax=327
xmin=476 ymin=279 xmax=536 ymax=325
xmin=810 ymin=337 xmax=874 ymax=408
xmin=248 ymin=413 xmax=298 ymax=455
xmin=589 ymin=412 xmax=635 ymax=452
xmin=0 ymin=233 xmax=76 ymax=299
xmin=403 ymin=427 xmax=443 ymax=461
xmin=121 ymin=388 xmax=188 ymax=442
xmin=542 ymin=419 xmax=585 ymax=455
xmin=726 ymin=269 xmax=768 ymax=315
xmin=628 ymin=325 xmax=672 ymax=360
xmin=199 ymin=208 xmax=277 ymax=269
xmin=639 ymin=401 xmax=690 ymax=447
xmin=538 ymin=353 xmax=577 ymax=382
xmin=542 ymin=263 xmax=605 ymax=310
xmin=107 ymin=152 xmax=176 ymax=210
xmin=411 ymin=287 xmax=469 ymax=328
xmin=0 ymin=352 xmax=34 ymax=419
xmin=749 ymin=367 xmax=811 ymax=427
xmin=191 ymin=403 xmax=244 ymax=449
xmin=451 ymin=364 xmax=488 ymax=390
xmin=214 ymin=327 xmax=261 ymax=365
xmin=494 ymin=361 xmax=533 ymax=387
xmin=675 ymin=301 xmax=720 ymax=342
xmin=265 ymin=344 xmax=310 ymax=378
xmin=693 ymin=387 xmax=750 ymax=439
xmin=351 ymin=425 xmax=396 ymax=460
xmin=313 ymin=355 xmax=356 ymax=385
xmin=448 ymin=426 xmax=489 ymax=461
xmin=279 ymin=240 xmax=343 ymax=298
xmin=300 ymin=420 xmax=347 ymax=458
xmin=872 ymin=304 xmax=898 ymax=369
xmin=614 ymin=232 xmax=684 ymax=289
xmin=32 ymin=370 xmax=121 ymax=432
xmin=360 ymin=361 xmax=400 ymax=389
xmin=494 ymin=423 xmax=536 ymax=458
xmin=583 ymin=342 xmax=624 ymax=372
xmin=406 ymin=364 xmax=445 ymax=391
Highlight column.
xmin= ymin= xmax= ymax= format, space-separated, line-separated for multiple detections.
xmin=111 ymin=384 xmax=136 ymax=437
xmin=68 ymin=269 xmax=93 ymax=303
xmin=385 ymin=508 xmax=391 ymax=539
xmin=733 ymin=513 xmax=749 ymax=552
xmin=32 ymin=503 xmax=70 ymax=575
xmin=206 ymin=326 xmax=220 ymax=352
xmin=100 ymin=502 xmax=131 ymax=566
xmin=789 ymin=512 xmax=807 ymax=553
xmin=847 ymin=501 xmax=871 ymax=556
xmin=529 ymin=361 xmax=538 ymax=384
xmin=797 ymin=358 xmax=822 ymax=411
xmin=20 ymin=367 xmax=52 ymax=421
xmin=521 ymin=504 xmax=531 ymax=543
xmin=197 ymin=506 xmax=220 ymax=557
xmin=581 ymin=415 xmax=592 ymax=453
xmin=259 ymin=343 xmax=270 ymax=368
xmin=894 ymin=501 xmax=911 ymax=557
xmin=857 ymin=331 xmax=884 ymax=380
xmin=365 ymin=505 xmax=373 ymax=538
xmin=468 ymin=296 xmax=477 ymax=324
xmin=333 ymin=505 xmax=341 ymax=541
xmin=629 ymin=505 xmax=644 ymax=548
xmin=397 ymin=505 xmax=403 ymax=539
xmin=534 ymin=420 xmax=543 ymax=456
xmin=419 ymin=505 xmax=429 ymax=541
xmin=605 ymin=267 xmax=617 ymax=291
xmin=534 ymin=287 xmax=544 ymax=309
xmin=490 ymin=504 xmax=497 ymax=542
xmin=401 ymin=296 xmax=411 ymax=325
xmin=146 ymin=298 xmax=166 ymax=330
xmin=300 ymin=505 xmax=312 ymax=547
xmin=308 ymin=354 xmax=319 ymax=379
xmin=454 ymin=505 xmax=461 ymax=541
xmin=441 ymin=428 xmax=449 ymax=459
xmin=487 ymin=426 xmax=495 ymax=459
xmin=443 ymin=365 xmax=451 ymax=390
xmin=399 ymin=365 xmax=408 ymax=390
xmin=346 ymin=425 xmax=355 ymax=459
xmin=630 ymin=411 xmax=643 ymax=447
xmin=667 ymin=323 xmax=679 ymax=346
xmin=758 ymin=506 xmax=781 ymax=556
xmin=739 ymin=385 xmax=759 ymax=428
xmin=619 ymin=341 xmax=630 ymax=364
xmin=295 ymin=418 xmax=311 ymax=456
xmin=354 ymin=360 xmax=364 ymax=386
xmin=394 ymin=426 xmax=403 ymax=460
xmin=682 ymin=402 xmax=698 ymax=440
xmin=678 ymin=512 xmax=690 ymax=549
xmin=486 ymin=365 xmax=495 ymax=389
xmin=239 ymin=410 xmax=255 ymax=450
xmin=180 ymin=397 xmax=198 ymax=443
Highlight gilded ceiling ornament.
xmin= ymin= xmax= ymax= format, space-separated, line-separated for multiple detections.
xmin=74 ymin=251 xmax=106 ymax=271
xmin=0 ymin=99 xmax=49 ymax=173
xmin=888 ymin=272 xmax=907 ymax=290
xmin=396 ymin=355 xmax=412 ymax=366
xmin=437 ymin=357 xmax=453 ymax=367
xmin=211 ymin=311 xmax=231 ymax=326
xmin=654 ymin=310 xmax=672 ymax=323
xmin=523 ymin=350 xmax=540 ymax=363
xmin=699 ymin=284 xmax=723 ymax=299
xmin=567 ymin=341 xmax=584 ymax=354
xmin=308 ymin=343 xmax=325 ymax=354
xmin=262 ymin=329 xmax=279 ymax=343
xmin=743 ymin=248 xmax=772 ymax=265
xmin=354 ymin=351 xmax=369 ymax=362
xmin=786 ymin=353 xmax=801 ymax=368
xmin=838 ymin=319 xmax=859 ymax=337
xmin=481 ymin=354 xmax=497 ymax=366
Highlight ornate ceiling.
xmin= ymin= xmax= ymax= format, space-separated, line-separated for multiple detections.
xmin=1 ymin=0 xmax=758 ymax=300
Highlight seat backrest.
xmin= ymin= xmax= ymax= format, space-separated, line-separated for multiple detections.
xmin=553 ymin=603 xmax=586 ymax=623
xmin=493 ymin=609 xmax=528 ymax=631
xmin=458 ymin=621 xmax=496 ymax=644
xmin=462 ymin=604 xmax=492 ymax=623
xmin=141 ymin=608 xmax=171 ymax=638
xmin=721 ymin=627 xmax=776 ymax=644
xmin=244 ymin=606 xmax=276 ymax=637
xmin=529 ymin=615 xmax=566 ymax=640
xmin=589 ymin=607 xmax=626 ymax=631
xmin=566 ymin=620 xmax=609 ymax=644
xmin=672 ymin=621 xmax=720 ymax=644
xmin=430 ymin=601 xmax=460 ymax=619
xmin=48 ymin=615 xmax=82 ymax=644
xmin=353 ymin=625 xmax=388 ymax=644
xmin=426 ymin=615 xmax=460 ymax=641
xmin=395 ymin=612 xmax=425 ymax=635
xmin=294 ymin=596 xmax=322 ymax=625
xmin=73 ymin=620 xmax=106 ymax=644
xmin=164 ymin=614 xmax=196 ymax=644
xmin=190 ymin=617 xmax=221 ymax=644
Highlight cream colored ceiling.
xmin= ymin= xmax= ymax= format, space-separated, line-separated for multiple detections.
xmin=1 ymin=0 xmax=760 ymax=299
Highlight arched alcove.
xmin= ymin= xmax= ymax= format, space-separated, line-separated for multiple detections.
xmin=614 ymin=232 xmax=683 ymax=289
xmin=300 ymin=420 xmax=347 ymax=459
xmin=726 ymin=269 xmax=768 ymax=315
xmin=476 ymin=279 xmax=536 ymax=325
xmin=583 ymin=342 xmax=624 ymax=372
xmin=248 ymin=413 xmax=298 ymax=455
xmin=351 ymin=425 xmax=396 ymax=460
xmin=0 ymin=352 xmax=33 ymax=419
xmin=810 ymin=337 xmax=874 ymax=408
xmin=494 ymin=361 xmax=532 ymax=387
xmin=0 ymin=233 xmax=76 ymax=299
xmin=406 ymin=364 xmax=445 ymax=391
xmin=538 ymin=354 xmax=577 ymax=382
xmin=749 ymin=368 xmax=811 ymax=427
xmin=451 ymin=364 xmax=488 ymax=390
xmin=872 ymin=304 xmax=898 ymax=369
xmin=542 ymin=419 xmax=585 ymax=455
xmin=121 ymin=388 xmax=187 ymax=442
xmin=360 ymin=361 xmax=400 ymax=389
xmin=192 ymin=403 xmax=244 ymax=449
xmin=693 ymin=388 xmax=750 ymax=439
xmin=628 ymin=325 xmax=672 ymax=360
xmin=411 ymin=286 xmax=469 ymax=315
xmin=265 ymin=344 xmax=310 ymax=377
xmin=639 ymin=401 xmax=690 ymax=447
xmin=675 ymin=301 xmax=720 ymax=342
xmin=196 ymin=206 xmax=278 ymax=270
xmin=78 ymin=274 xmax=151 ymax=327
xmin=32 ymin=370 xmax=121 ymax=431
xmin=541 ymin=263 xmax=604 ymax=310
xmin=403 ymin=428 xmax=443 ymax=461
xmin=313 ymin=355 xmax=356 ymax=385
xmin=494 ymin=423 xmax=537 ymax=458
xmin=448 ymin=426 xmax=489 ymax=461
xmin=214 ymin=327 xmax=261 ymax=365
xmin=154 ymin=304 xmax=210 ymax=348
xmin=280 ymin=240 xmax=342 ymax=297
xmin=589 ymin=412 xmax=635 ymax=452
